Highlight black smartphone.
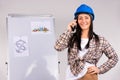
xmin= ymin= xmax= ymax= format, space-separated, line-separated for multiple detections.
xmin=71 ymin=19 xmax=78 ymax=31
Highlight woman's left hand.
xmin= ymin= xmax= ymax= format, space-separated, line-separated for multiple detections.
xmin=88 ymin=66 xmax=100 ymax=74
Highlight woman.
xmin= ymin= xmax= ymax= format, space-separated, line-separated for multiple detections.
xmin=54 ymin=4 xmax=118 ymax=80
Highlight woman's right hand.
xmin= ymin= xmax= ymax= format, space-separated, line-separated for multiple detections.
xmin=67 ymin=20 xmax=77 ymax=32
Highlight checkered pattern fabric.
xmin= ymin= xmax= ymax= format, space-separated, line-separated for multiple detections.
xmin=54 ymin=30 xmax=118 ymax=76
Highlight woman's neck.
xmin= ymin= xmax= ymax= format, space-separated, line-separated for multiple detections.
xmin=81 ymin=30 xmax=89 ymax=38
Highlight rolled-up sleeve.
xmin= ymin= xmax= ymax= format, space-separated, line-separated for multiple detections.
xmin=54 ymin=30 xmax=73 ymax=51
xmin=98 ymin=37 xmax=118 ymax=74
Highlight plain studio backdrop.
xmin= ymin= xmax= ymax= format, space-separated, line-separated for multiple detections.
xmin=0 ymin=0 xmax=120 ymax=80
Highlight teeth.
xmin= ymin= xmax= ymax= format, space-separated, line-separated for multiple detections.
xmin=81 ymin=23 xmax=87 ymax=25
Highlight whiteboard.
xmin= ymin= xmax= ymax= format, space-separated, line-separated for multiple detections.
xmin=7 ymin=14 xmax=58 ymax=80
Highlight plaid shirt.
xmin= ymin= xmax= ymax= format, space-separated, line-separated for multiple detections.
xmin=54 ymin=30 xmax=118 ymax=76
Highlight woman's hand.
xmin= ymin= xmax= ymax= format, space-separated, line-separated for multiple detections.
xmin=67 ymin=20 xmax=77 ymax=32
xmin=88 ymin=66 xmax=100 ymax=74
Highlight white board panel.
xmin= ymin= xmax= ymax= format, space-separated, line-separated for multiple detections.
xmin=7 ymin=14 xmax=58 ymax=80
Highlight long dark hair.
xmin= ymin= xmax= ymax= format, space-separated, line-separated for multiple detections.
xmin=68 ymin=14 xmax=99 ymax=52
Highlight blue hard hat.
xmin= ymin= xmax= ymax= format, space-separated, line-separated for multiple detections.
xmin=74 ymin=4 xmax=95 ymax=20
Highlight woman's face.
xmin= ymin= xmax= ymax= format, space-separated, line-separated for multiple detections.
xmin=77 ymin=13 xmax=91 ymax=31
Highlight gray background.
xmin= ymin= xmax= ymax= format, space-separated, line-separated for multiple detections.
xmin=0 ymin=0 xmax=120 ymax=80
